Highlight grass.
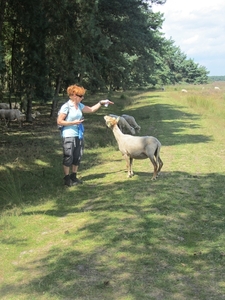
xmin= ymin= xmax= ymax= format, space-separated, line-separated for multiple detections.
xmin=0 ymin=82 xmax=225 ymax=299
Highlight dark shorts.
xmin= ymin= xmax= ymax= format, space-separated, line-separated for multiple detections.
xmin=62 ymin=137 xmax=84 ymax=167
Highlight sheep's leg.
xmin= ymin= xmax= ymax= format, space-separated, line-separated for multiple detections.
xmin=130 ymin=157 xmax=134 ymax=177
xmin=124 ymin=155 xmax=130 ymax=177
xmin=124 ymin=155 xmax=133 ymax=177
xmin=2 ymin=118 xmax=7 ymax=127
xmin=149 ymin=157 xmax=158 ymax=180
xmin=18 ymin=119 xmax=22 ymax=128
xmin=5 ymin=119 xmax=9 ymax=127
xmin=157 ymin=156 xmax=163 ymax=176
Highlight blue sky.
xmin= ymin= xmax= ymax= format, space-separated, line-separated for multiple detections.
xmin=153 ymin=0 xmax=225 ymax=76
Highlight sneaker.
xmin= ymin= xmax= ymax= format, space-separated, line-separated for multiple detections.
xmin=71 ymin=177 xmax=83 ymax=185
xmin=64 ymin=175 xmax=72 ymax=187
xmin=70 ymin=173 xmax=83 ymax=184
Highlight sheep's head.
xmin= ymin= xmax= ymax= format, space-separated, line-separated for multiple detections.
xmin=135 ymin=125 xmax=141 ymax=133
xmin=104 ymin=115 xmax=119 ymax=128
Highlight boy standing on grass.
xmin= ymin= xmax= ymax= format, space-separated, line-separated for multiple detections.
xmin=57 ymin=84 xmax=114 ymax=187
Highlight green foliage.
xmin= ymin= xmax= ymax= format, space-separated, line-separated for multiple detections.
xmin=1 ymin=0 xmax=209 ymax=112
xmin=209 ymin=76 xmax=225 ymax=82
xmin=155 ymin=39 xmax=209 ymax=85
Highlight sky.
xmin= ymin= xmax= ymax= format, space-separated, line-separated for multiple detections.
xmin=153 ymin=0 xmax=225 ymax=76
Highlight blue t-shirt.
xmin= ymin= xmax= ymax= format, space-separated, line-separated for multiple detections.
xmin=59 ymin=100 xmax=85 ymax=138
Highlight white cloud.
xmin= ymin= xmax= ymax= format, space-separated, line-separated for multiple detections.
xmin=153 ymin=0 xmax=225 ymax=75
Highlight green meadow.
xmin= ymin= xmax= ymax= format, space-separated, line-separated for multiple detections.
xmin=1 ymin=82 xmax=225 ymax=300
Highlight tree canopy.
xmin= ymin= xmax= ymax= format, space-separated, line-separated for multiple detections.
xmin=0 ymin=0 xmax=209 ymax=115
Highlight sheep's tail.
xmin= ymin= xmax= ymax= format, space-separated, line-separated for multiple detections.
xmin=154 ymin=141 xmax=161 ymax=164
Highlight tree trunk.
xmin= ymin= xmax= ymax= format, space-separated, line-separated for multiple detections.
xmin=50 ymin=75 xmax=61 ymax=117
xmin=26 ymin=87 xmax=34 ymax=122
xmin=0 ymin=0 xmax=6 ymax=36
xmin=26 ymin=98 xmax=33 ymax=122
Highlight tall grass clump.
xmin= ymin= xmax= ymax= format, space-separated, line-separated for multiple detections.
xmin=0 ymin=165 xmax=23 ymax=208
xmin=187 ymin=95 xmax=212 ymax=110
xmin=183 ymin=86 xmax=225 ymax=119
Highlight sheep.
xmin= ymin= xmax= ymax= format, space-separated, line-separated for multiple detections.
xmin=0 ymin=103 xmax=10 ymax=109
xmin=104 ymin=115 xmax=163 ymax=180
xmin=0 ymin=102 xmax=21 ymax=109
xmin=0 ymin=109 xmax=25 ymax=127
xmin=31 ymin=111 xmax=41 ymax=119
xmin=181 ymin=89 xmax=187 ymax=93
xmin=214 ymin=86 xmax=220 ymax=90
xmin=11 ymin=102 xmax=21 ymax=109
xmin=121 ymin=114 xmax=141 ymax=133
xmin=109 ymin=114 xmax=136 ymax=135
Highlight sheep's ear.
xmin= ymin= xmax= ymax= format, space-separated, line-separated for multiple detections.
xmin=105 ymin=120 xmax=111 ymax=128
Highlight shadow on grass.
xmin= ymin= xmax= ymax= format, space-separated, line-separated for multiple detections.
xmin=0 ymin=97 xmax=213 ymax=210
xmin=121 ymin=102 xmax=213 ymax=146
xmin=0 ymin=171 xmax=225 ymax=299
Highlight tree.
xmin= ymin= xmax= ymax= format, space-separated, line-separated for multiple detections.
xmin=1 ymin=0 xmax=209 ymax=117
xmin=155 ymin=38 xmax=209 ymax=85
xmin=182 ymin=59 xmax=209 ymax=84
